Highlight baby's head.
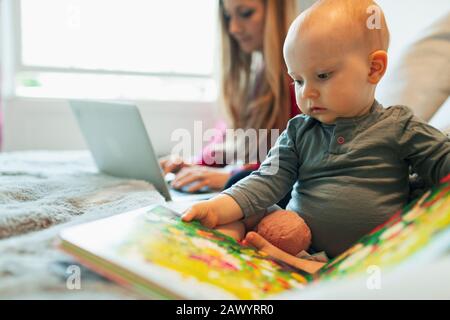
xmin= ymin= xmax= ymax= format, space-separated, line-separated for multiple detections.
xmin=284 ymin=0 xmax=390 ymax=124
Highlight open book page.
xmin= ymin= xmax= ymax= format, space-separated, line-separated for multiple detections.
xmin=60 ymin=205 xmax=312 ymax=299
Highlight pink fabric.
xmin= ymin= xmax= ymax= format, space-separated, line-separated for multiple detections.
xmin=195 ymin=84 xmax=300 ymax=172
xmin=193 ymin=120 xmax=228 ymax=167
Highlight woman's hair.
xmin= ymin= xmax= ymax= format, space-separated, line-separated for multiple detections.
xmin=219 ymin=0 xmax=299 ymax=132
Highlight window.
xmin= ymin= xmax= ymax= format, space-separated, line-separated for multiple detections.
xmin=11 ymin=0 xmax=218 ymax=101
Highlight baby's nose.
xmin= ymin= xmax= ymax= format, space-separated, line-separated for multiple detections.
xmin=301 ymin=85 xmax=319 ymax=99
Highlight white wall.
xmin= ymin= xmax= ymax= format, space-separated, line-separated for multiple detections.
xmin=299 ymin=0 xmax=316 ymax=11
xmin=376 ymin=0 xmax=450 ymax=65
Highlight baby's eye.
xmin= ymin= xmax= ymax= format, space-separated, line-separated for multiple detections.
xmin=294 ymin=79 xmax=304 ymax=87
xmin=317 ymin=72 xmax=332 ymax=80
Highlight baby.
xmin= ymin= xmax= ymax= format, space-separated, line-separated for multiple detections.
xmin=182 ymin=0 xmax=450 ymax=271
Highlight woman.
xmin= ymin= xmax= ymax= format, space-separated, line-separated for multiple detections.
xmin=161 ymin=0 xmax=300 ymax=200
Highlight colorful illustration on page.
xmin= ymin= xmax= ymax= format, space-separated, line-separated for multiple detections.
xmin=115 ymin=205 xmax=311 ymax=299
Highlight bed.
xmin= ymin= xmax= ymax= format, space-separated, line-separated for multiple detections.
xmin=0 ymin=150 xmax=166 ymax=299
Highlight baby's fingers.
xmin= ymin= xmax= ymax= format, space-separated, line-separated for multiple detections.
xmin=181 ymin=207 xmax=201 ymax=222
xmin=181 ymin=203 xmax=209 ymax=222
xmin=182 ymin=204 xmax=217 ymax=229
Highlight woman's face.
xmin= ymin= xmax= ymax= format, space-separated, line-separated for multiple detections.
xmin=222 ymin=0 xmax=266 ymax=53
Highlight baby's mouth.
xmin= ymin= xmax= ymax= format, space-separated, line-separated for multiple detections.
xmin=311 ymin=106 xmax=327 ymax=113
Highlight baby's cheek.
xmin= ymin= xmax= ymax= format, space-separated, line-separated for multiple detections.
xmin=329 ymin=84 xmax=353 ymax=107
xmin=296 ymin=97 xmax=305 ymax=113
xmin=295 ymin=91 xmax=302 ymax=108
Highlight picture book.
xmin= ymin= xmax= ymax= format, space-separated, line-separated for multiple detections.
xmin=59 ymin=204 xmax=312 ymax=299
xmin=59 ymin=175 xmax=450 ymax=299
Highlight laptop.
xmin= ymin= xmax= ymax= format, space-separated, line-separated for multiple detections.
xmin=69 ymin=100 xmax=219 ymax=206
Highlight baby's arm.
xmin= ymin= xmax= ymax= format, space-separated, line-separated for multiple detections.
xmin=214 ymin=205 xmax=282 ymax=241
xmin=182 ymin=197 xmax=278 ymax=242
xmin=183 ymin=119 xmax=301 ymax=227
xmin=398 ymin=111 xmax=450 ymax=185
xmin=222 ymin=122 xmax=301 ymax=219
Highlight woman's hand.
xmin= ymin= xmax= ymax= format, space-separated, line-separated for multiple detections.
xmin=159 ymin=155 xmax=190 ymax=174
xmin=243 ymin=232 xmax=325 ymax=275
xmin=171 ymin=166 xmax=231 ymax=192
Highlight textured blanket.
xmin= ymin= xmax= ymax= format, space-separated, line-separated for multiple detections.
xmin=0 ymin=151 xmax=165 ymax=299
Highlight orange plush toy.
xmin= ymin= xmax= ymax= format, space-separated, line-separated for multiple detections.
xmin=256 ymin=210 xmax=312 ymax=256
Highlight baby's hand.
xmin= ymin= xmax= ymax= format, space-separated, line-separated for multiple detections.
xmin=181 ymin=195 xmax=245 ymax=228
xmin=181 ymin=201 xmax=220 ymax=229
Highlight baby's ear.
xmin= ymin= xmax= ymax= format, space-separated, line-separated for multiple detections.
xmin=368 ymin=50 xmax=388 ymax=84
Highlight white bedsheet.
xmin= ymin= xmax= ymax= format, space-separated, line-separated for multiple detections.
xmin=0 ymin=151 xmax=165 ymax=299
